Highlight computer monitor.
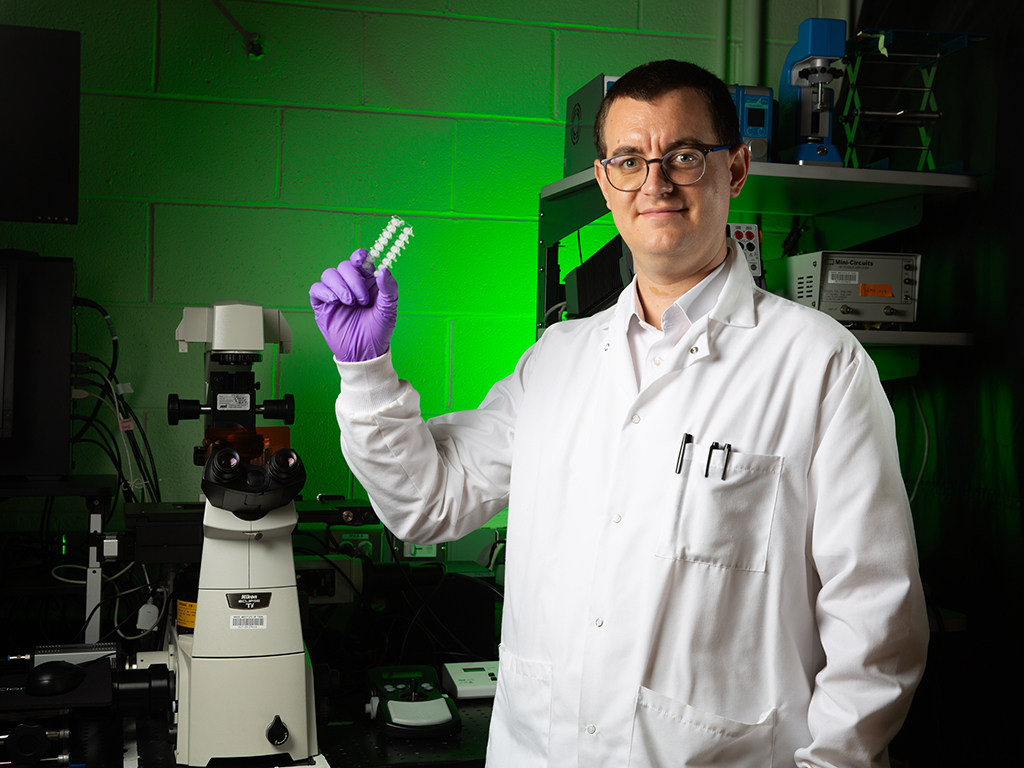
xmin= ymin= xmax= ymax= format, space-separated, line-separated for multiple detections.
xmin=0 ymin=23 xmax=81 ymax=225
xmin=0 ymin=251 xmax=75 ymax=480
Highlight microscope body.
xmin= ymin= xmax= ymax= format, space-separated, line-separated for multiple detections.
xmin=778 ymin=17 xmax=847 ymax=166
xmin=163 ymin=300 xmax=317 ymax=765
xmin=171 ymin=499 xmax=317 ymax=765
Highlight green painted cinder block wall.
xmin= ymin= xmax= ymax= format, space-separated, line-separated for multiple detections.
xmin=0 ymin=0 xmax=849 ymax=508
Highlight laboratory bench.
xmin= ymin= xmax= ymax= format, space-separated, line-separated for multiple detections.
xmin=125 ymin=694 xmax=491 ymax=767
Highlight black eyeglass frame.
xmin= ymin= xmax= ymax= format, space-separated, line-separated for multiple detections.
xmin=599 ymin=144 xmax=733 ymax=191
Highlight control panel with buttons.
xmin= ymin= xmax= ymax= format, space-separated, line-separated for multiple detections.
xmin=366 ymin=665 xmax=461 ymax=738
xmin=727 ymin=222 xmax=763 ymax=277
xmin=442 ymin=660 xmax=499 ymax=699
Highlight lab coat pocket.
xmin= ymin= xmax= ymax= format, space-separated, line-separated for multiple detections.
xmin=485 ymin=644 xmax=553 ymax=768
xmin=628 ymin=687 xmax=776 ymax=768
xmin=656 ymin=443 xmax=782 ymax=572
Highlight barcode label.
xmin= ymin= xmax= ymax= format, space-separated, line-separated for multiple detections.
xmin=230 ymin=615 xmax=267 ymax=629
xmin=217 ymin=393 xmax=251 ymax=411
xmin=828 ymin=271 xmax=859 ymax=284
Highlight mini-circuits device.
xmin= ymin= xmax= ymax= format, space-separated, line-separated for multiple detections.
xmin=781 ymin=251 xmax=920 ymax=324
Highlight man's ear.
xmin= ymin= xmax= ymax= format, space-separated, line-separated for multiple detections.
xmin=729 ymin=143 xmax=751 ymax=199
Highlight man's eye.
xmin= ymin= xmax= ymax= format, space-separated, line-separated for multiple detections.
xmin=668 ymin=151 xmax=700 ymax=165
xmin=612 ymin=156 xmax=643 ymax=171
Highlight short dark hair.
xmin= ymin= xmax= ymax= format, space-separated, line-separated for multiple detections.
xmin=593 ymin=60 xmax=741 ymax=158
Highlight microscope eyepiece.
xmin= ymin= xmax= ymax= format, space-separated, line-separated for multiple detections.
xmin=268 ymin=448 xmax=302 ymax=483
xmin=210 ymin=449 xmax=243 ymax=483
xmin=201 ymin=447 xmax=306 ymax=519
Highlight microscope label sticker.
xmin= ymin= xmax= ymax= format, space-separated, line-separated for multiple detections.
xmin=226 ymin=591 xmax=272 ymax=609
xmin=217 ymin=393 xmax=251 ymax=411
xmin=230 ymin=614 xmax=267 ymax=629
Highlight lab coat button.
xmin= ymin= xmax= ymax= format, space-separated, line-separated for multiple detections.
xmin=595 ymin=618 xmax=604 ymax=627
xmin=603 ymin=343 xmax=610 ymax=351
xmin=586 ymin=724 xmax=597 ymax=734
xmin=612 ymin=514 xmax=621 ymax=523
xmin=653 ymin=356 xmax=663 ymax=366
xmin=631 ymin=414 xmax=640 ymax=424
xmin=690 ymin=346 xmax=699 ymax=354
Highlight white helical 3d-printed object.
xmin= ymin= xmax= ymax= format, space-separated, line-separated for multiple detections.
xmin=367 ymin=216 xmax=414 ymax=276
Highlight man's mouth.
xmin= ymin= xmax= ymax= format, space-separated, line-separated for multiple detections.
xmin=640 ymin=206 xmax=685 ymax=218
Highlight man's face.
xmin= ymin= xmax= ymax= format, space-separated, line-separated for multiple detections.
xmin=594 ymin=88 xmax=749 ymax=287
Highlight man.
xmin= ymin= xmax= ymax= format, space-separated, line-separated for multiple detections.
xmin=310 ymin=60 xmax=928 ymax=767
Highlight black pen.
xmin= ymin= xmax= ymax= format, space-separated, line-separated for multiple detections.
xmin=705 ymin=442 xmax=720 ymax=477
xmin=704 ymin=442 xmax=733 ymax=479
xmin=675 ymin=433 xmax=693 ymax=474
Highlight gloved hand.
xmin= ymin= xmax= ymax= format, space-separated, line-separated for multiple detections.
xmin=309 ymin=249 xmax=399 ymax=362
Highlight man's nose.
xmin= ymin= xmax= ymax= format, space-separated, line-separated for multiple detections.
xmin=641 ymin=160 xmax=673 ymax=193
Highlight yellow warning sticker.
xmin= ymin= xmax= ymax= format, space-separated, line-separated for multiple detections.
xmin=177 ymin=599 xmax=197 ymax=629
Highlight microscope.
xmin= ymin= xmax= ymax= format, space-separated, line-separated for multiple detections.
xmin=144 ymin=300 xmax=318 ymax=766
xmin=778 ymin=17 xmax=847 ymax=166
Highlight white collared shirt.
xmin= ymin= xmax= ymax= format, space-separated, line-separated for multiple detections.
xmin=625 ymin=247 xmax=730 ymax=391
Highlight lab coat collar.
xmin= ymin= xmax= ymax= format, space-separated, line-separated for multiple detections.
xmin=610 ymin=240 xmax=757 ymax=336
xmin=707 ymin=239 xmax=757 ymax=329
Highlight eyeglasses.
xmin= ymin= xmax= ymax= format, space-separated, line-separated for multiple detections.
xmin=599 ymin=145 xmax=732 ymax=191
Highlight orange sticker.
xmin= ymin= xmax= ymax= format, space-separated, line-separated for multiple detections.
xmin=177 ymin=599 xmax=197 ymax=629
xmin=859 ymin=283 xmax=893 ymax=297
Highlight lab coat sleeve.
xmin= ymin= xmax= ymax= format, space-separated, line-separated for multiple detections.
xmin=333 ymin=348 xmax=525 ymax=544
xmin=797 ymin=349 xmax=929 ymax=767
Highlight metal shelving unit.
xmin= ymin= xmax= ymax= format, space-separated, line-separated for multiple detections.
xmin=536 ymin=163 xmax=977 ymax=370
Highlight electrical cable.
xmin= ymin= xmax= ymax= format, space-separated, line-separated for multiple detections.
xmin=116 ymin=578 xmax=169 ymax=642
xmin=908 ymin=382 xmax=930 ymax=505
xmin=292 ymin=545 xmax=364 ymax=603
xmin=71 ymin=388 xmax=136 ymax=489
xmin=69 ymin=571 xmax=157 ymax=644
xmin=95 ymin=368 xmax=146 ymax=500
xmin=72 ymin=359 xmax=161 ymax=502
xmin=384 ymin=531 xmax=495 ymax=662
xmin=446 ymin=571 xmax=504 ymax=601
xmin=211 ymin=0 xmax=263 ymax=56
xmin=117 ymin=397 xmax=161 ymax=502
xmin=71 ymin=298 xmax=119 ymax=442
xmin=545 ymin=301 xmax=567 ymax=323
xmin=782 ymin=215 xmax=810 ymax=257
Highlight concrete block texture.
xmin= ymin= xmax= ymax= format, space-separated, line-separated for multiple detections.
xmin=453 ymin=119 xmax=564 ymax=217
xmin=361 ymin=13 xmax=553 ymax=118
xmin=355 ymin=215 xmax=538 ymax=317
xmin=0 ymin=199 xmax=150 ymax=304
xmin=555 ymin=31 xmax=719 ymax=122
xmin=80 ymin=94 xmax=280 ymax=203
xmin=282 ymin=305 xmax=453 ymax=417
xmin=279 ymin=108 xmax=455 ymax=212
xmin=449 ymin=0 xmax=638 ymax=29
xmin=152 ymin=204 xmax=358 ymax=308
xmin=639 ymin=1 xmax=721 ymax=37
xmin=449 ymin=315 xmax=535 ymax=411
xmin=4 ymin=0 xmax=155 ymax=93
xmin=158 ymin=0 xmax=361 ymax=107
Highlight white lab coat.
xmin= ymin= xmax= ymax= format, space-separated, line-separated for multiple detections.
xmin=334 ymin=245 xmax=929 ymax=767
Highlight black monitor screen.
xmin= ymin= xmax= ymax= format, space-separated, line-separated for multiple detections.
xmin=0 ymin=24 xmax=81 ymax=225
xmin=0 ymin=251 xmax=74 ymax=480
xmin=746 ymin=107 xmax=766 ymax=129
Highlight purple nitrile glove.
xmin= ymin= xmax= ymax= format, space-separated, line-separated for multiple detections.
xmin=309 ymin=249 xmax=399 ymax=362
